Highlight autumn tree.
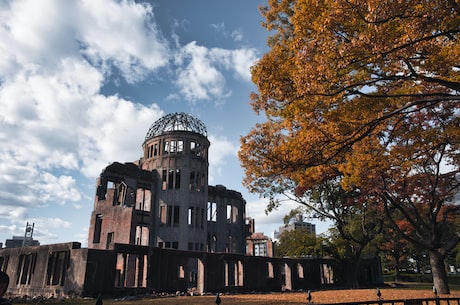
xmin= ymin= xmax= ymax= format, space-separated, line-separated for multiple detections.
xmin=374 ymin=218 xmax=413 ymax=282
xmin=239 ymin=0 xmax=460 ymax=293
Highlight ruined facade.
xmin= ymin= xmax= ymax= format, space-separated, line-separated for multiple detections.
xmin=87 ymin=113 xmax=250 ymax=253
xmin=207 ymin=185 xmax=249 ymax=254
xmin=0 ymin=242 xmax=382 ymax=297
xmin=0 ymin=113 xmax=383 ymax=297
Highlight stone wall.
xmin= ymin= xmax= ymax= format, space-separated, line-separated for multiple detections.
xmin=0 ymin=242 xmax=383 ymax=297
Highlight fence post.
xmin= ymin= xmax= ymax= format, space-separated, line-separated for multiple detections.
xmin=215 ymin=293 xmax=221 ymax=305
xmin=306 ymin=290 xmax=312 ymax=304
xmin=433 ymin=286 xmax=440 ymax=305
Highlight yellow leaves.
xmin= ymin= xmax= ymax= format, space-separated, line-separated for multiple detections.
xmin=340 ymin=136 xmax=388 ymax=191
xmin=240 ymin=0 xmax=460 ymax=205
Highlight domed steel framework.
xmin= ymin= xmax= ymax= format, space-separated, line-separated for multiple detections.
xmin=145 ymin=112 xmax=208 ymax=140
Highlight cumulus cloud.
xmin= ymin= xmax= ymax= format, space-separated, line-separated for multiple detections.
xmin=80 ymin=97 xmax=164 ymax=177
xmin=207 ymin=134 xmax=238 ymax=184
xmin=0 ymin=0 xmax=259 ymax=244
xmin=0 ymin=0 xmax=167 ymax=241
xmin=78 ymin=0 xmax=170 ymax=83
xmin=27 ymin=217 xmax=72 ymax=242
xmin=174 ymin=41 xmax=258 ymax=103
xmin=174 ymin=42 xmax=229 ymax=102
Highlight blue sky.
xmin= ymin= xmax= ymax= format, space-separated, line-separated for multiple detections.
xmin=0 ymin=0 xmax=329 ymax=247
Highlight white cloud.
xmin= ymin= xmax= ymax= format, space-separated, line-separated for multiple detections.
xmin=210 ymin=22 xmax=225 ymax=33
xmin=231 ymin=30 xmax=244 ymax=42
xmin=246 ymin=196 xmax=333 ymax=238
xmin=0 ymin=206 xmax=27 ymax=222
xmin=80 ymin=96 xmax=163 ymax=178
xmin=226 ymin=48 xmax=258 ymax=81
xmin=0 ymin=0 xmax=168 ymax=241
xmin=246 ymin=197 xmax=300 ymax=236
xmin=0 ymin=223 xmax=24 ymax=243
xmin=174 ymin=41 xmax=258 ymax=103
xmin=28 ymin=217 xmax=72 ymax=243
xmin=209 ymin=48 xmax=258 ymax=82
xmin=0 ymin=0 xmax=259 ymax=245
xmin=78 ymin=0 xmax=170 ymax=83
xmin=38 ymin=173 xmax=81 ymax=203
xmin=174 ymin=42 xmax=229 ymax=102
xmin=207 ymin=134 xmax=238 ymax=184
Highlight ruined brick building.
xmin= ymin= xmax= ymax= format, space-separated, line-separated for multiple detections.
xmin=88 ymin=112 xmax=250 ymax=253
xmin=0 ymin=113 xmax=383 ymax=298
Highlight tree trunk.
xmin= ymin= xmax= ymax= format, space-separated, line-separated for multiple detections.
xmin=429 ymin=250 xmax=450 ymax=294
xmin=394 ymin=254 xmax=401 ymax=282
xmin=343 ymin=257 xmax=360 ymax=288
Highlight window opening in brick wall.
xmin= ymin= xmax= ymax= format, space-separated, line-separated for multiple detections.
xmin=267 ymin=262 xmax=274 ymax=278
xmin=178 ymin=265 xmax=185 ymax=278
xmin=106 ymin=232 xmax=114 ymax=249
xmin=175 ymin=169 xmax=181 ymax=189
xmin=16 ymin=253 xmax=37 ymax=285
xmin=93 ymin=214 xmax=102 ymax=243
xmin=168 ymin=169 xmax=174 ymax=189
xmin=46 ymin=251 xmax=69 ymax=286
xmin=162 ymin=169 xmax=167 ymax=190
xmin=173 ymin=206 xmax=180 ymax=226
xmin=297 ymin=263 xmax=304 ymax=278
xmin=188 ymin=207 xmax=195 ymax=226
xmin=163 ymin=141 xmax=170 ymax=154
xmin=207 ymin=201 xmax=217 ymax=222
xmin=189 ymin=171 xmax=195 ymax=191
xmin=0 ymin=256 xmax=8 ymax=273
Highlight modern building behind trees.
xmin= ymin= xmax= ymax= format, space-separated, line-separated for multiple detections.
xmin=275 ymin=214 xmax=316 ymax=239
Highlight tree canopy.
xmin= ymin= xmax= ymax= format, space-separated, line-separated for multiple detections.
xmin=239 ymin=0 xmax=460 ymax=294
xmin=275 ymin=227 xmax=317 ymax=257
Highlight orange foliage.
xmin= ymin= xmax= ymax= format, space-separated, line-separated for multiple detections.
xmin=239 ymin=0 xmax=460 ymax=294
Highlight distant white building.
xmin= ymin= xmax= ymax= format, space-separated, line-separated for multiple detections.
xmin=274 ymin=214 xmax=316 ymax=239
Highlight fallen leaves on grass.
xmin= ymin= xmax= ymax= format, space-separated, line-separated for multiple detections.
xmin=219 ymin=290 xmax=455 ymax=304
xmin=32 ymin=289 xmax=460 ymax=305
xmin=142 ymin=289 xmax=460 ymax=305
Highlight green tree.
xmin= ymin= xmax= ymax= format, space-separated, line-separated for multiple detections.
xmin=278 ymin=181 xmax=384 ymax=287
xmin=313 ymin=183 xmax=384 ymax=288
xmin=239 ymin=0 xmax=459 ymax=293
xmin=275 ymin=227 xmax=317 ymax=257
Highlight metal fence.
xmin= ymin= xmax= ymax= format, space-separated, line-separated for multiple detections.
xmin=313 ymin=298 xmax=460 ymax=305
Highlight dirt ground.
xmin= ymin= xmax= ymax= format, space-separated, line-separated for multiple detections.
xmin=16 ymin=286 xmax=460 ymax=305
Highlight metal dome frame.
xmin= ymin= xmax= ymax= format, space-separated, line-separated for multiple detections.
xmin=145 ymin=112 xmax=208 ymax=140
